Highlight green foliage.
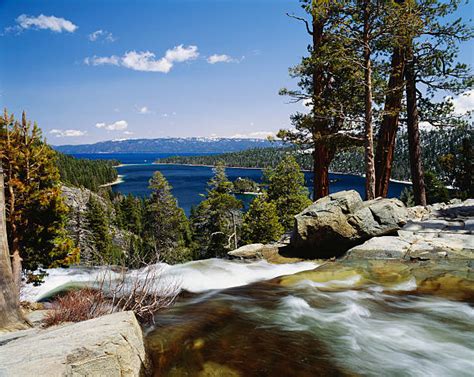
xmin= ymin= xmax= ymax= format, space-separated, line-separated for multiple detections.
xmin=439 ymin=133 xmax=473 ymax=199
xmin=399 ymin=187 xmax=415 ymax=207
xmin=85 ymin=195 xmax=115 ymax=264
xmin=145 ymin=171 xmax=193 ymax=264
xmin=191 ymin=164 xmax=243 ymax=258
xmin=1 ymin=110 xmax=78 ymax=281
xmin=424 ymin=171 xmax=450 ymax=204
xmin=240 ymin=195 xmax=284 ymax=245
xmin=56 ymin=152 xmax=118 ymax=192
xmin=265 ymin=155 xmax=312 ymax=230
xmin=232 ymin=177 xmax=260 ymax=194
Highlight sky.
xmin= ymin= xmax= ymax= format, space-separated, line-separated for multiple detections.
xmin=0 ymin=0 xmax=473 ymax=145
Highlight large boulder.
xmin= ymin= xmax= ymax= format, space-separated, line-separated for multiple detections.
xmin=0 ymin=311 xmax=150 ymax=376
xmin=290 ymin=190 xmax=409 ymax=258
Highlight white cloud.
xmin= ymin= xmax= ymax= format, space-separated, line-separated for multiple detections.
xmin=96 ymin=120 xmax=128 ymax=131
xmin=15 ymin=14 xmax=77 ymax=33
xmin=137 ymin=106 xmax=151 ymax=114
xmin=84 ymin=45 xmax=199 ymax=73
xmin=50 ymin=129 xmax=86 ymax=137
xmin=165 ymin=44 xmax=199 ymax=62
xmin=207 ymin=54 xmax=238 ymax=64
xmin=449 ymin=90 xmax=474 ymax=115
xmin=84 ymin=55 xmax=120 ymax=66
xmin=123 ymin=131 xmax=134 ymax=135
xmin=88 ymin=29 xmax=115 ymax=42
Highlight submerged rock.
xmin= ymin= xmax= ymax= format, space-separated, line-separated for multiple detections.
xmin=290 ymin=190 xmax=408 ymax=258
xmin=0 ymin=311 xmax=150 ymax=376
xmin=278 ymin=259 xmax=474 ymax=301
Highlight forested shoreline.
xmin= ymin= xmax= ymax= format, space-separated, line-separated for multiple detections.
xmin=156 ymin=125 xmax=472 ymax=186
xmin=56 ymin=153 xmax=119 ymax=191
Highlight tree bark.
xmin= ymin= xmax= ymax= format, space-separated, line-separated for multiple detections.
xmin=375 ymin=46 xmax=406 ymax=197
xmin=7 ymin=183 xmax=22 ymax=292
xmin=363 ymin=0 xmax=376 ymax=200
xmin=310 ymin=15 xmax=333 ymax=200
xmin=405 ymin=44 xmax=427 ymax=206
xmin=0 ymin=162 xmax=26 ymax=330
xmin=313 ymin=144 xmax=333 ymax=199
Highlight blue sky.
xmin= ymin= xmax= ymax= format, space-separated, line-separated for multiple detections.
xmin=1 ymin=0 xmax=472 ymax=145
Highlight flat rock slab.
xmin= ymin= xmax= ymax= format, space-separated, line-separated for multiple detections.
xmin=0 ymin=311 xmax=150 ymax=377
xmin=346 ymin=236 xmax=411 ymax=259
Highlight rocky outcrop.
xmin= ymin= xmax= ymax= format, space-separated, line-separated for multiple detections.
xmin=0 ymin=311 xmax=150 ymax=376
xmin=347 ymin=199 xmax=474 ymax=260
xmin=290 ymin=190 xmax=408 ymax=258
xmin=61 ymin=185 xmax=131 ymax=263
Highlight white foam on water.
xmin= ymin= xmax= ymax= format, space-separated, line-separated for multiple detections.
xmin=23 ymin=259 xmax=318 ymax=302
xmin=248 ymin=287 xmax=474 ymax=377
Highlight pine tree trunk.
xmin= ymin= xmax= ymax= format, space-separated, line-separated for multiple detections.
xmin=313 ymin=144 xmax=332 ymax=199
xmin=0 ymin=163 xmax=26 ymax=330
xmin=310 ymin=16 xmax=332 ymax=200
xmin=405 ymin=44 xmax=427 ymax=206
xmin=375 ymin=46 xmax=406 ymax=197
xmin=363 ymin=1 xmax=376 ymax=200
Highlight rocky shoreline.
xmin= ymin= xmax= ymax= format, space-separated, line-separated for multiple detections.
xmin=230 ymin=190 xmax=473 ymax=262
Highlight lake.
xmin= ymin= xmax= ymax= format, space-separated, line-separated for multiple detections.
xmin=72 ymin=153 xmax=409 ymax=215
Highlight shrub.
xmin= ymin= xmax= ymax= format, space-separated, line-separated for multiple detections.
xmin=42 ymin=265 xmax=180 ymax=327
xmin=42 ymin=288 xmax=109 ymax=327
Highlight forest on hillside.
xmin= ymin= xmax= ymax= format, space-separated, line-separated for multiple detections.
xmin=56 ymin=153 xmax=119 ymax=191
xmin=157 ymin=126 xmax=472 ymax=185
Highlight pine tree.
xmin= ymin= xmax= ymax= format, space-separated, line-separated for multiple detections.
xmin=241 ymin=195 xmax=284 ymax=245
xmin=190 ymin=163 xmax=242 ymax=258
xmin=265 ymin=155 xmax=312 ymax=230
xmin=0 ymin=110 xmax=78 ymax=287
xmin=145 ymin=171 xmax=192 ymax=264
xmin=280 ymin=0 xmax=364 ymax=199
xmin=85 ymin=195 xmax=114 ymax=264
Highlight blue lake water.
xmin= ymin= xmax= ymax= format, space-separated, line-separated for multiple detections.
xmin=72 ymin=153 xmax=409 ymax=216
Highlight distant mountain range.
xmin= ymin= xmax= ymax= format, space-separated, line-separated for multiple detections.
xmin=53 ymin=137 xmax=283 ymax=154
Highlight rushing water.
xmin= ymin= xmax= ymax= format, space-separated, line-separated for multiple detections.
xmin=71 ymin=153 xmax=409 ymax=215
xmin=28 ymin=259 xmax=474 ymax=377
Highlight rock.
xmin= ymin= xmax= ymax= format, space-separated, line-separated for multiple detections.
xmin=346 ymin=236 xmax=410 ymax=259
xmin=228 ymin=243 xmax=305 ymax=264
xmin=0 ymin=311 xmax=150 ymax=376
xmin=290 ymin=190 xmax=408 ymax=258
xmin=228 ymin=243 xmax=265 ymax=259
xmin=278 ymin=258 xmax=474 ymax=301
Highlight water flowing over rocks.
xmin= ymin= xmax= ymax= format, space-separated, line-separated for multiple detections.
xmin=0 ymin=311 xmax=150 ymax=376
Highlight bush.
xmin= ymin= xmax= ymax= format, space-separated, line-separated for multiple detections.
xmin=42 ymin=288 xmax=109 ymax=327
xmin=42 ymin=265 xmax=180 ymax=327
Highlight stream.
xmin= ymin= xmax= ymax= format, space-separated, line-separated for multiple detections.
xmin=25 ymin=259 xmax=474 ymax=377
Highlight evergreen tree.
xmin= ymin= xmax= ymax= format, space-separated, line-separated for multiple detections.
xmin=280 ymin=0 xmax=364 ymax=199
xmin=240 ymin=195 xmax=284 ymax=245
xmin=85 ymin=195 xmax=114 ymax=264
xmin=265 ymin=155 xmax=312 ymax=230
xmin=0 ymin=110 xmax=78 ymax=287
xmin=145 ymin=171 xmax=192 ymax=264
xmin=190 ymin=163 xmax=242 ymax=258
